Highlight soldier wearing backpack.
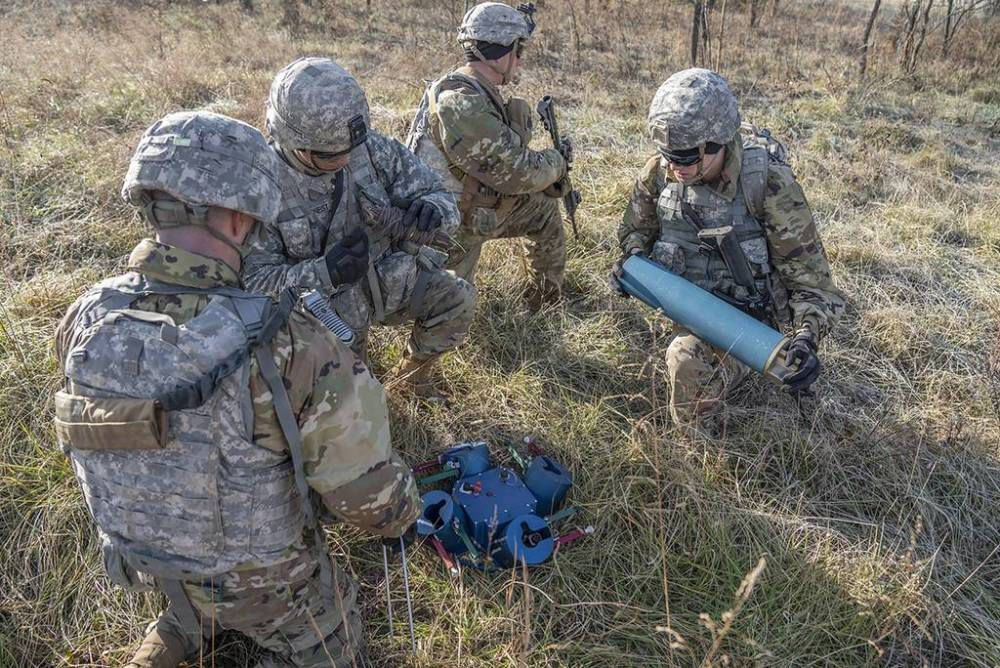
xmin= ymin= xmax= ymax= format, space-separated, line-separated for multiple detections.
xmin=611 ymin=68 xmax=846 ymax=434
xmin=406 ymin=2 xmax=569 ymax=310
xmin=53 ymin=111 xmax=420 ymax=667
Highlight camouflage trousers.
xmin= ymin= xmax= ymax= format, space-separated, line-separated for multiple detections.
xmin=666 ymin=329 xmax=750 ymax=432
xmin=148 ymin=546 xmax=364 ymax=667
xmin=350 ymin=265 xmax=475 ymax=361
xmin=447 ymin=191 xmax=565 ymax=291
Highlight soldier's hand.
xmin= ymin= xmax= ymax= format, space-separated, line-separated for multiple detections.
xmin=402 ymin=199 xmax=443 ymax=245
xmin=608 ymin=258 xmax=632 ymax=298
xmin=324 ymin=228 xmax=369 ymax=287
xmin=560 ymin=137 xmax=574 ymax=165
xmin=609 ymin=247 xmax=643 ymax=298
xmin=543 ymin=178 xmax=569 ymax=199
xmin=782 ymin=327 xmax=821 ymax=393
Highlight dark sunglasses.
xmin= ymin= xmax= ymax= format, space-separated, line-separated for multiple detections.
xmin=663 ymin=142 xmax=724 ymax=166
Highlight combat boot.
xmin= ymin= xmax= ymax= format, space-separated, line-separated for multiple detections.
xmin=393 ymin=351 xmax=446 ymax=399
xmin=124 ymin=618 xmax=192 ymax=668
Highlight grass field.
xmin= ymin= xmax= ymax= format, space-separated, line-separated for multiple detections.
xmin=2 ymin=0 xmax=1000 ymax=666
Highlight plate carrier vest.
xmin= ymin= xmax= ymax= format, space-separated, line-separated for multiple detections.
xmin=407 ymin=72 xmax=511 ymax=218
xmin=652 ymin=133 xmax=792 ymax=325
xmin=54 ymin=274 xmax=320 ymax=585
xmin=273 ymin=140 xmax=434 ymax=327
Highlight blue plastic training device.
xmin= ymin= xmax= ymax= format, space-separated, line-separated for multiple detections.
xmin=495 ymin=514 xmax=554 ymax=567
xmin=416 ymin=490 xmax=468 ymax=555
xmin=523 ymin=456 xmax=573 ymax=516
xmin=618 ymin=255 xmax=793 ymax=382
xmin=415 ymin=441 xmax=585 ymax=571
xmin=441 ymin=442 xmax=491 ymax=478
xmin=453 ymin=467 xmax=538 ymax=547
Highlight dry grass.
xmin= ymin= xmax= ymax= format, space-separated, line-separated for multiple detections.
xmin=2 ymin=0 xmax=999 ymax=666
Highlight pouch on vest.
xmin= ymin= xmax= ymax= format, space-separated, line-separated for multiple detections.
xmin=506 ymin=97 xmax=534 ymax=146
xmin=54 ymin=390 xmax=167 ymax=452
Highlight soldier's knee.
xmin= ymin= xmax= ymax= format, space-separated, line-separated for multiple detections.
xmin=419 ymin=273 xmax=476 ymax=330
xmin=666 ymin=334 xmax=713 ymax=378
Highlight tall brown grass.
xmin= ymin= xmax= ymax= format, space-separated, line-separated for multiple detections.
xmin=1 ymin=1 xmax=999 ymax=666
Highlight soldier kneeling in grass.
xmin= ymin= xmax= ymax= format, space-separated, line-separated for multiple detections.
xmin=54 ymin=111 xmax=420 ymax=667
xmin=611 ymin=68 xmax=846 ymax=435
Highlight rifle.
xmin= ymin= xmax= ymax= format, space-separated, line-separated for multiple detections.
xmin=536 ymin=95 xmax=582 ymax=240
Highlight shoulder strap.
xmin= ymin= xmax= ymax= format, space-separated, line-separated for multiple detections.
xmin=253 ymin=340 xmax=337 ymax=609
xmin=405 ymin=80 xmax=434 ymax=151
xmin=435 ymin=72 xmax=507 ymax=121
xmin=155 ymin=288 xmax=298 ymax=412
xmin=739 ymin=145 xmax=768 ymax=221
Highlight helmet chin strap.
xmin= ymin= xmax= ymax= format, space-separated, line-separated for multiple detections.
xmin=692 ymin=145 xmax=707 ymax=182
xmin=140 ymin=193 xmax=254 ymax=260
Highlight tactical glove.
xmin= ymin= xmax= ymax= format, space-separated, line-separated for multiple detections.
xmin=609 ymin=248 xmax=643 ymax=298
xmin=324 ymin=228 xmax=369 ymax=287
xmin=401 ymin=199 xmax=443 ymax=245
xmin=782 ymin=327 xmax=821 ymax=393
xmin=543 ymin=178 xmax=570 ymax=199
xmin=559 ymin=137 xmax=574 ymax=165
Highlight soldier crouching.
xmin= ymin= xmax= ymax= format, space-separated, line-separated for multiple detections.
xmin=243 ymin=57 xmax=475 ymax=397
xmin=612 ymin=69 xmax=846 ymax=434
xmin=407 ymin=2 xmax=569 ymax=310
xmin=53 ymin=111 xmax=421 ymax=667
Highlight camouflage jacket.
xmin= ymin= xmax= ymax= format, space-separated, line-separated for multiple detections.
xmin=241 ymin=131 xmax=459 ymax=304
xmin=419 ymin=66 xmax=566 ymax=197
xmin=55 ymin=240 xmax=421 ymax=541
xmin=619 ymin=142 xmax=845 ymax=339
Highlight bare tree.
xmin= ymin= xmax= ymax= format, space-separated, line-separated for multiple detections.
xmin=282 ymin=0 xmax=301 ymax=33
xmin=897 ymin=0 xmax=935 ymax=73
xmin=715 ymin=0 xmax=728 ymax=71
xmin=690 ymin=0 xmax=705 ymax=66
xmin=859 ymin=0 xmax=882 ymax=77
xmin=943 ymin=0 xmax=990 ymax=55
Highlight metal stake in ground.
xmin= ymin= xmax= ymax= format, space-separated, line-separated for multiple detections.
xmin=381 ymin=543 xmax=393 ymax=636
xmin=399 ymin=537 xmax=417 ymax=654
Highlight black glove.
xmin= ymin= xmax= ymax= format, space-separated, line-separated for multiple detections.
xmin=401 ymin=199 xmax=443 ymax=245
xmin=609 ymin=260 xmax=628 ymax=297
xmin=559 ymin=137 xmax=574 ymax=165
xmin=609 ymin=248 xmax=642 ymax=298
xmin=381 ymin=524 xmax=416 ymax=555
xmin=782 ymin=328 xmax=821 ymax=393
xmin=324 ymin=228 xmax=369 ymax=286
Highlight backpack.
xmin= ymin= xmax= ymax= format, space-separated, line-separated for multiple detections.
xmin=55 ymin=275 xmax=303 ymax=580
xmin=739 ymin=122 xmax=791 ymax=221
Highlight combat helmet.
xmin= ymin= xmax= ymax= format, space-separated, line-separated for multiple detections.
xmin=266 ymin=57 xmax=370 ymax=156
xmin=458 ymin=2 xmax=535 ymax=47
xmin=121 ymin=111 xmax=282 ymax=229
xmin=647 ymin=68 xmax=740 ymax=153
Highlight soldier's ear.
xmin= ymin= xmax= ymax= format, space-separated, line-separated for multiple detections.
xmin=232 ymin=211 xmax=258 ymax=243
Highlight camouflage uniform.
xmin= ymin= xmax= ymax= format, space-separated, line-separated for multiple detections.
xmin=243 ymin=58 xmax=475 ymax=365
xmin=407 ymin=4 xmax=568 ymax=295
xmin=619 ymin=69 xmax=845 ymax=429
xmin=58 ymin=242 xmax=417 ymax=666
xmin=54 ymin=112 xmax=420 ymax=668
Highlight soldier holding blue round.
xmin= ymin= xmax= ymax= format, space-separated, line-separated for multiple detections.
xmin=612 ymin=69 xmax=846 ymax=433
